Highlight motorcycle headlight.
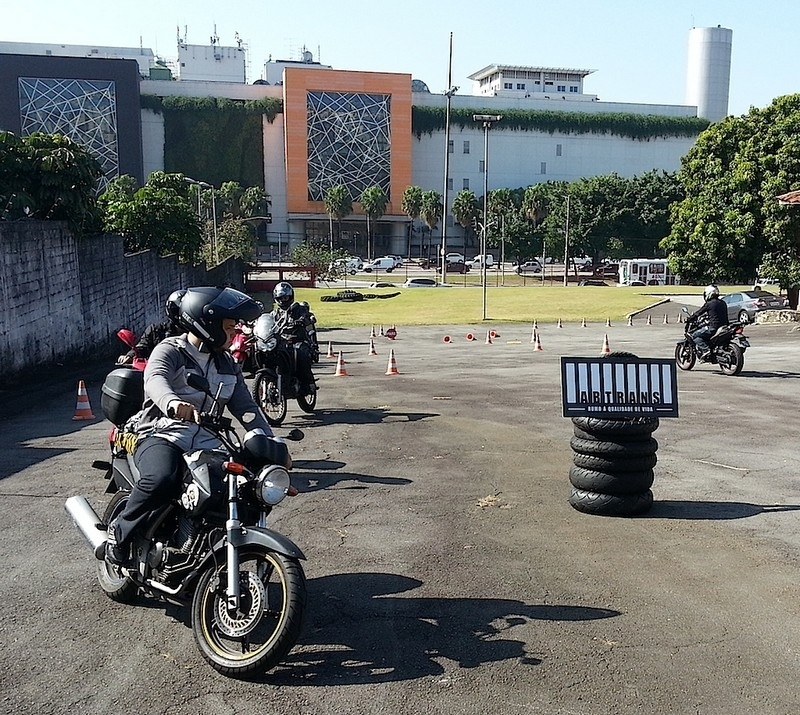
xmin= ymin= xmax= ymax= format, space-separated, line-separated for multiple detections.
xmin=257 ymin=336 xmax=277 ymax=352
xmin=255 ymin=465 xmax=291 ymax=506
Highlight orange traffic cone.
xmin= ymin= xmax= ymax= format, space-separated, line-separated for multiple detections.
xmin=677 ymin=312 xmax=684 ymax=324
xmin=72 ymin=380 xmax=95 ymax=421
xmin=646 ymin=314 xmax=652 ymax=326
xmin=370 ymin=325 xmax=376 ymax=338
xmin=326 ymin=341 xmax=335 ymax=358
xmin=385 ymin=349 xmax=400 ymax=375
xmin=368 ymin=337 xmax=378 ymax=355
xmin=606 ymin=317 xmax=612 ymax=327
xmin=443 ymin=335 xmax=452 ymax=343
xmin=627 ymin=315 xmax=634 ymax=327
xmin=663 ymin=313 xmax=669 ymax=325
xmin=485 ymin=330 xmax=493 ymax=345
xmin=557 ymin=318 xmax=563 ymax=328
xmin=532 ymin=319 xmax=538 ymax=331
xmin=601 ymin=334 xmax=611 ymax=355
xmin=530 ymin=325 xmax=537 ymax=343
xmin=334 ymin=351 xmax=348 ymax=376
xmin=379 ymin=324 xmax=385 ymax=337
xmin=533 ymin=332 xmax=543 ymax=351
xmin=466 ymin=332 xmax=475 ymax=342
xmin=581 ymin=317 xmax=587 ymax=328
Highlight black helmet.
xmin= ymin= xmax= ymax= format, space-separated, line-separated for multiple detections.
xmin=165 ymin=289 xmax=186 ymax=326
xmin=273 ymin=282 xmax=294 ymax=310
xmin=177 ymin=286 xmax=262 ymax=349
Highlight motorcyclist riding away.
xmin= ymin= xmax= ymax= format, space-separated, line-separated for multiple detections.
xmin=689 ymin=284 xmax=729 ymax=358
xmin=271 ymin=282 xmax=319 ymax=397
xmin=105 ymin=286 xmax=288 ymax=566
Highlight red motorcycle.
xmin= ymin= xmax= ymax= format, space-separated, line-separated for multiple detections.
xmin=229 ymin=321 xmax=257 ymax=375
xmin=116 ymin=329 xmax=147 ymax=371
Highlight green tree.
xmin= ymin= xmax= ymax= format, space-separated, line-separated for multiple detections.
xmin=662 ymin=95 xmax=800 ymax=306
xmin=0 ymin=131 xmax=103 ymax=236
xmin=451 ymin=189 xmax=480 ymax=252
xmin=100 ymin=173 xmax=203 ymax=262
xmin=292 ymin=239 xmax=342 ymax=282
xmin=420 ymin=189 xmax=443 ymax=260
xmin=202 ymin=217 xmax=256 ymax=264
xmin=401 ymin=185 xmax=423 ymax=258
xmin=359 ymin=185 xmax=388 ymax=261
xmin=323 ymin=185 xmax=352 ymax=252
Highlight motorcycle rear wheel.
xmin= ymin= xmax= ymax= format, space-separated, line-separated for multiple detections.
xmin=252 ymin=371 xmax=287 ymax=427
xmin=718 ymin=343 xmax=744 ymax=376
xmin=297 ymin=388 xmax=317 ymax=414
xmin=191 ymin=548 xmax=306 ymax=678
xmin=96 ymin=490 xmax=137 ymax=603
xmin=674 ymin=341 xmax=696 ymax=371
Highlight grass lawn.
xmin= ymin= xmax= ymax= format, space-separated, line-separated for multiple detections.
xmin=248 ymin=283 xmax=741 ymax=328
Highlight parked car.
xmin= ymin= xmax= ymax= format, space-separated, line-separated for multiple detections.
xmin=571 ymin=257 xmax=593 ymax=269
xmin=577 ymin=279 xmax=608 ymax=286
xmin=403 ymin=278 xmax=439 ymax=288
xmin=386 ymin=255 xmax=404 ymax=268
xmin=369 ymin=282 xmax=395 ymax=288
xmin=445 ymin=261 xmax=471 ymax=274
xmin=330 ymin=256 xmax=364 ymax=274
xmin=445 ymin=252 xmax=465 ymax=265
xmin=535 ymin=256 xmax=556 ymax=264
xmin=468 ymin=254 xmax=495 ymax=268
xmin=363 ymin=257 xmax=395 ymax=272
xmin=721 ymin=290 xmax=787 ymax=323
xmin=593 ymin=263 xmax=619 ymax=278
xmin=516 ymin=260 xmax=543 ymax=275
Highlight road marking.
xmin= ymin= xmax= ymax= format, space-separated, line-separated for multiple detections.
xmin=695 ymin=459 xmax=748 ymax=471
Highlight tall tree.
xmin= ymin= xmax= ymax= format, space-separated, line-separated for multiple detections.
xmin=420 ymin=189 xmax=443 ymax=261
xmin=323 ymin=185 xmax=352 ymax=252
xmin=401 ymin=185 xmax=423 ymax=259
xmin=359 ymin=185 xmax=388 ymax=261
xmin=451 ymin=189 xmax=480 ymax=253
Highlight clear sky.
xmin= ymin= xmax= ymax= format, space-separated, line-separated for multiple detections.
xmin=3 ymin=0 xmax=796 ymax=117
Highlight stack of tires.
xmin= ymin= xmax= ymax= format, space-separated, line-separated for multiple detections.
xmin=568 ymin=414 xmax=659 ymax=517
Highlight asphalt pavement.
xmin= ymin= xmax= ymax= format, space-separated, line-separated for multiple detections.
xmin=1 ymin=317 xmax=800 ymax=714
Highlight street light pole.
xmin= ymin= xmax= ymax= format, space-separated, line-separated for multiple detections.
xmin=441 ymin=33 xmax=458 ymax=286
xmin=472 ymin=114 xmax=502 ymax=320
xmin=184 ymin=176 xmax=215 ymax=262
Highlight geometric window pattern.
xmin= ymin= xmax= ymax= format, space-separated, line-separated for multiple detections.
xmin=306 ymin=91 xmax=391 ymax=202
xmin=18 ymin=77 xmax=119 ymax=189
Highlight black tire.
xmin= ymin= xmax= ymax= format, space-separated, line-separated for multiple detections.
xmin=252 ymin=371 xmax=287 ymax=427
xmin=718 ymin=343 xmax=744 ymax=376
xmin=573 ymin=452 xmax=657 ymax=472
xmin=675 ymin=341 xmax=696 ymax=371
xmin=568 ymin=465 xmax=654 ymax=495
xmin=572 ymin=416 xmax=659 ymax=437
xmin=572 ymin=425 xmax=658 ymax=442
xmin=320 ymin=295 xmax=339 ymax=302
xmin=96 ymin=491 xmax=138 ymax=603
xmin=191 ymin=549 xmax=306 ymax=679
xmin=570 ymin=436 xmax=658 ymax=457
xmin=568 ymin=487 xmax=654 ymax=516
xmin=297 ymin=388 xmax=317 ymax=413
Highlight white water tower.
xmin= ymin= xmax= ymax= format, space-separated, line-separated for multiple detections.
xmin=686 ymin=26 xmax=733 ymax=122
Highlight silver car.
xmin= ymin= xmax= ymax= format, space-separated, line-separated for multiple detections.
xmin=721 ymin=290 xmax=787 ymax=323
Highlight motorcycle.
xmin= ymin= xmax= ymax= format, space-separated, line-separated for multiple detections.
xmin=64 ymin=369 xmax=307 ymax=678
xmin=675 ymin=307 xmax=749 ymax=376
xmin=251 ymin=309 xmax=318 ymax=427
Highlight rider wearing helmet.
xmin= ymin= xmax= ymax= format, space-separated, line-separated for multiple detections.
xmin=689 ymin=284 xmax=729 ymax=358
xmin=106 ymin=286 xmax=287 ymax=566
xmin=270 ymin=282 xmax=319 ymax=395
xmin=116 ymin=289 xmax=185 ymax=365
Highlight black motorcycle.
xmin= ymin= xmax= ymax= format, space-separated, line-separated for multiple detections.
xmin=65 ymin=369 xmax=306 ymax=678
xmin=251 ymin=310 xmax=318 ymax=426
xmin=675 ymin=307 xmax=749 ymax=376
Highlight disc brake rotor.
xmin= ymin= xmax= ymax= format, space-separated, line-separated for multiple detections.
xmin=213 ymin=572 xmax=267 ymax=638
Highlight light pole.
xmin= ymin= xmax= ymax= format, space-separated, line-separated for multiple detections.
xmin=184 ymin=177 xmax=216 ymax=263
xmin=472 ymin=114 xmax=502 ymax=320
xmin=440 ymin=32 xmax=458 ymax=286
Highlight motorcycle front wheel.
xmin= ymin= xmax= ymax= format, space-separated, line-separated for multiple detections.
xmin=191 ymin=548 xmax=306 ymax=678
xmin=252 ymin=371 xmax=287 ymax=426
xmin=96 ymin=490 xmax=137 ymax=603
xmin=718 ymin=343 xmax=744 ymax=376
xmin=674 ymin=341 xmax=696 ymax=371
xmin=297 ymin=386 xmax=317 ymax=414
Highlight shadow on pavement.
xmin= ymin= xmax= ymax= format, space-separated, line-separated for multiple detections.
xmin=736 ymin=370 xmax=800 ymax=379
xmin=262 ymin=572 xmax=620 ymax=685
xmin=296 ymin=408 xmax=438 ymax=426
xmin=645 ymin=500 xmax=800 ymax=520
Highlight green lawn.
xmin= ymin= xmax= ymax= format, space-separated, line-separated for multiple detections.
xmin=249 ymin=284 xmax=734 ymax=328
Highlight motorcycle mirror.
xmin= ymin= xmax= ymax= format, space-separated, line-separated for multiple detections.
xmin=117 ymin=328 xmax=137 ymax=349
xmin=286 ymin=428 xmax=305 ymax=442
xmin=186 ymin=373 xmax=211 ymax=395
xmin=681 ymin=307 xmax=689 ymax=313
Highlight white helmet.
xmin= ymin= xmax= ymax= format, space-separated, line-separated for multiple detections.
xmin=703 ymin=285 xmax=719 ymax=301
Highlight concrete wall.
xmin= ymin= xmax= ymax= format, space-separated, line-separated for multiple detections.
xmin=0 ymin=221 xmax=245 ymax=384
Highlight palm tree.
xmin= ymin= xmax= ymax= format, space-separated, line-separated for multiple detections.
xmin=451 ymin=189 xmax=480 ymax=253
xmin=401 ymin=185 xmax=423 ymax=259
xmin=323 ymin=185 xmax=352 ymax=254
xmin=359 ymin=185 xmax=388 ymax=261
xmin=420 ymin=189 xmax=443 ymax=262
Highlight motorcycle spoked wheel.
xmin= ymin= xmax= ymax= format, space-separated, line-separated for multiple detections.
xmin=96 ymin=490 xmax=138 ymax=603
xmin=674 ymin=341 xmax=696 ymax=371
xmin=718 ymin=343 xmax=744 ymax=376
xmin=252 ymin=371 xmax=287 ymax=427
xmin=191 ymin=548 xmax=306 ymax=678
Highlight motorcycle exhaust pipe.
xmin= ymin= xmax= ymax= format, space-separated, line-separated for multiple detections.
xmin=64 ymin=496 xmax=108 ymax=560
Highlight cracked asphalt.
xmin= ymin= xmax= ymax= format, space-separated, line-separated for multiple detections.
xmin=1 ymin=314 xmax=799 ymax=714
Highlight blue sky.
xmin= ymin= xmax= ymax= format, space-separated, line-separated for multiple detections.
xmin=4 ymin=0 xmax=796 ymax=116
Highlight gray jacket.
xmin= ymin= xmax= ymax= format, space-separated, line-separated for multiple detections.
xmin=135 ymin=335 xmax=273 ymax=452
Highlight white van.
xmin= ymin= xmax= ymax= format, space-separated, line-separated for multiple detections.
xmin=363 ymin=257 xmax=395 ymax=272
xmin=468 ymin=254 xmax=495 ymax=268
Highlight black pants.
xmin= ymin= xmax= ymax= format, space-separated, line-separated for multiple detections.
xmin=114 ymin=436 xmax=185 ymax=548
